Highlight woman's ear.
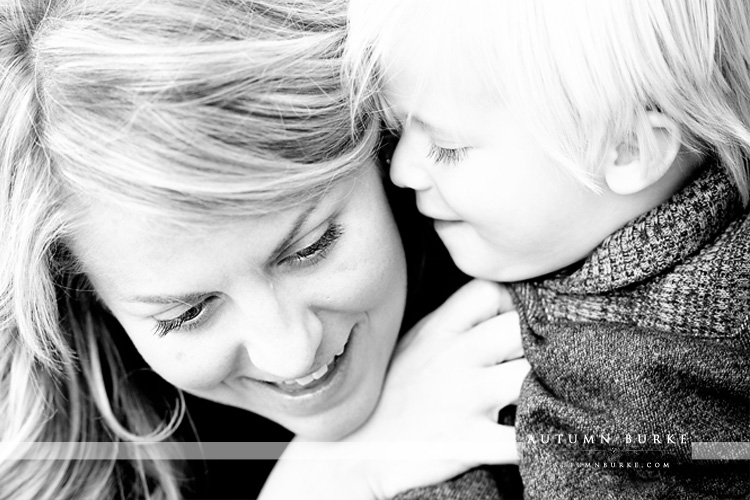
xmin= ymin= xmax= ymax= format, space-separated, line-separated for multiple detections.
xmin=604 ymin=112 xmax=682 ymax=195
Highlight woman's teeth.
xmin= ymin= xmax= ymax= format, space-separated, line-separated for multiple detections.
xmin=334 ymin=342 xmax=346 ymax=357
xmin=280 ymin=342 xmax=347 ymax=387
xmin=282 ymin=362 xmax=330 ymax=387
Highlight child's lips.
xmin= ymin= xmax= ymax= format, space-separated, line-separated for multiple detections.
xmin=434 ymin=219 xmax=464 ymax=231
xmin=415 ymin=199 xmax=460 ymax=221
xmin=419 ymin=209 xmax=461 ymax=222
xmin=423 ymin=210 xmax=463 ymax=224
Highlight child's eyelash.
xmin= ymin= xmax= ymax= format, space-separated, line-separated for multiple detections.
xmin=427 ymin=144 xmax=468 ymax=165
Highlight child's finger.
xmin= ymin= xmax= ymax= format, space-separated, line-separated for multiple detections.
xmin=480 ymin=358 xmax=531 ymax=413
xmin=457 ymin=422 xmax=520 ymax=465
xmin=427 ymin=279 xmax=515 ymax=333
xmin=458 ymin=310 xmax=524 ymax=366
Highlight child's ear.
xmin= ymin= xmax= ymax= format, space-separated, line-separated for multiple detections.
xmin=603 ymin=112 xmax=682 ymax=195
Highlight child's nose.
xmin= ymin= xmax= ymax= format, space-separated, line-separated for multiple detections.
xmin=389 ymin=128 xmax=433 ymax=191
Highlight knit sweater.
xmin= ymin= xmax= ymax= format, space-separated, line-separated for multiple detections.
xmin=395 ymin=160 xmax=749 ymax=500
xmin=510 ymin=161 xmax=750 ymax=499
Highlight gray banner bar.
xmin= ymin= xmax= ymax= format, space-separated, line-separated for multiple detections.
xmin=0 ymin=442 xmax=290 ymax=460
xmin=692 ymin=442 xmax=750 ymax=460
xmin=0 ymin=440 xmax=517 ymax=461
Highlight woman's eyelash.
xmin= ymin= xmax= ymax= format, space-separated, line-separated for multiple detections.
xmin=282 ymin=223 xmax=343 ymax=267
xmin=427 ymin=144 xmax=468 ymax=165
xmin=153 ymin=298 xmax=215 ymax=338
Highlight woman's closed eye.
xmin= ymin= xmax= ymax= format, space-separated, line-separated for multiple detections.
xmin=427 ymin=144 xmax=468 ymax=165
xmin=153 ymin=296 xmax=218 ymax=338
xmin=151 ymin=223 xmax=344 ymax=337
xmin=279 ymin=222 xmax=343 ymax=268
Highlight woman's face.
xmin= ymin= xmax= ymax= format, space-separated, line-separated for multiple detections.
xmin=71 ymin=166 xmax=407 ymax=440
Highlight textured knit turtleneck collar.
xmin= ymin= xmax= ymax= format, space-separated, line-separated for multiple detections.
xmin=541 ymin=160 xmax=744 ymax=295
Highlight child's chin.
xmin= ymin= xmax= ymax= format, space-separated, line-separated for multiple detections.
xmin=441 ymin=244 xmax=502 ymax=281
xmin=451 ymin=252 xmax=528 ymax=283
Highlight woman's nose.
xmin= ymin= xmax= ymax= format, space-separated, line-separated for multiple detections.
xmin=238 ymin=287 xmax=323 ymax=381
xmin=389 ymin=126 xmax=433 ymax=191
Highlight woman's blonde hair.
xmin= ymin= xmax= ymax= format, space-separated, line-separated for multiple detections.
xmin=346 ymin=0 xmax=750 ymax=200
xmin=0 ymin=0 xmax=378 ymax=498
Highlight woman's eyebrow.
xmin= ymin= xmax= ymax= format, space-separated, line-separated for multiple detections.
xmin=269 ymin=204 xmax=317 ymax=258
xmin=126 ymin=292 xmax=207 ymax=306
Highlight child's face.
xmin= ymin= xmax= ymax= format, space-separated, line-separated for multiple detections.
xmin=385 ymin=62 xmax=632 ymax=282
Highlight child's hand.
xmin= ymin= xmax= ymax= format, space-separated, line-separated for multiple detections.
xmin=346 ymin=279 xmax=529 ymax=499
xmin=261 ymin=280 xmax=528 ymax=500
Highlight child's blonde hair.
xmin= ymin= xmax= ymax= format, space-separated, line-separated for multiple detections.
xmin=0 ymin=0 xmax=377 ymax=498
xmin=347 ymin=0 xmax=750 ymax=200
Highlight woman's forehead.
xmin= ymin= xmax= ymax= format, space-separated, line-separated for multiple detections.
xmin=67 ymin=174 xmax=366 ymax=293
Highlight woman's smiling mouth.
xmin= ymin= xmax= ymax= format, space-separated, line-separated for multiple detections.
xmin=275 ymin=340 xmax=349 ymax=390
xmin=249 ymin=328 xmax=355 ymax=401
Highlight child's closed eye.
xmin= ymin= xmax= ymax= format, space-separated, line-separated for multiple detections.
xmin=427 ymin=144 xmax=469 ymax=165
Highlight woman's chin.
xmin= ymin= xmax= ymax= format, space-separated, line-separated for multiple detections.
xmin=292 ymin=395 xmax=378 ymax=441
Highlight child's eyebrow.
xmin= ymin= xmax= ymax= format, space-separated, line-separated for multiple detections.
xmin=408 ymin=114 xmax=454 ymax=139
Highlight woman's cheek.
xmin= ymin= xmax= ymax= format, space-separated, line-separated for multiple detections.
xmin=326 ymin=230 xmax=405 ymax=314
xmin=119 ymin=318 xmax=234 ymax=392
xmin=331 ymin=198 xmax=406 ymax=313
xmin=360 ymin=218 xmax=407 ymax=314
